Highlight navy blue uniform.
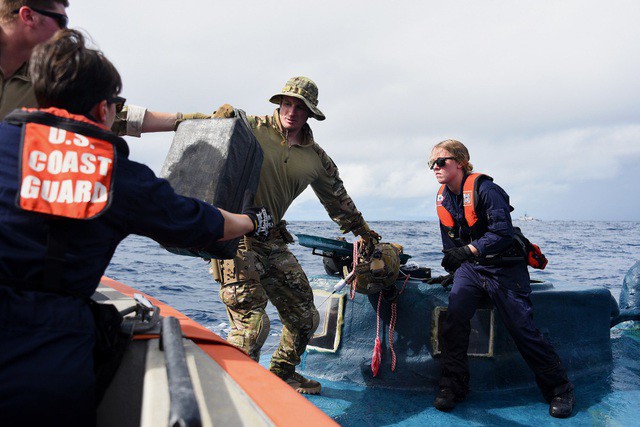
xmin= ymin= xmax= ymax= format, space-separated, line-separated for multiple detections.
xmin=0 ymin=111 xmax=225 ymax=426
xmin=438 ymin=175 xmax=572 ymax=401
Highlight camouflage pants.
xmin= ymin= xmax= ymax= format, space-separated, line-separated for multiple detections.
xmin=212 ymin=236 xmax=319 ymax=377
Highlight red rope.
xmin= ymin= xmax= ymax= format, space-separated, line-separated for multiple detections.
xmin=371 ymin=291 xmax=383 ymax=376
xmin=388 ymin=274 xmax=410 ymax=372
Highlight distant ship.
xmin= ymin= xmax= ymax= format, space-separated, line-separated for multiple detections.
xmin=518 ymin=212 xmax=540 ymax=221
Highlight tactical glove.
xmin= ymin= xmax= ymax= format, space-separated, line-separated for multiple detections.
xmin=353 ymin=223 xmax=381 ymax=245
xmin=426 ymin=273 xmax=454 ymax=288
xmin=440 ymin=274 xmax=454 ymax=288
xmin=367 ymin=229 xmax=382 ymax=242
xmin=441 ymin=246 xmax=473 ymax=273
xmin=244 ymin=206 xmax=273 ymax=238
xmin=212 ymin=104 xmax=236 ymax=119
xmin=174 ymin=112 xmax=212 ymax=130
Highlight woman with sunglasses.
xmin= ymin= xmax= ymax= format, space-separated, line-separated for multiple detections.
xmin=428 ymin=139 xmax=575 ymax=418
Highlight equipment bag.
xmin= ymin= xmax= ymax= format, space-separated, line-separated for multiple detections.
xmin=353 ymin=242 xmax=401 ymax=294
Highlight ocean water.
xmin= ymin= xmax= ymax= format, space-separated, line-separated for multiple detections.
xmin=105 ymin=220 xmax=640 ymax=351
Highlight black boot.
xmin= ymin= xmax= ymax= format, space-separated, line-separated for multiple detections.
xmin=434 ymin=387 xmax=460 ymax=411
xmin=549 ymin=390 xmax=575 ymax=418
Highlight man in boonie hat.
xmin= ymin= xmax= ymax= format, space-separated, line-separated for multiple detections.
xmin=210 ymin=76 xmax=380 ymax=395
xmin=269 ymin=76 xmax=326 ymax=121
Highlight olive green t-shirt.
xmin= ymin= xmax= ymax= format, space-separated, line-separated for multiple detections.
xmin=0 ymin=62 xmax=37 ymax=120
xmin=249 ymin=110 xmax=365 ymax=233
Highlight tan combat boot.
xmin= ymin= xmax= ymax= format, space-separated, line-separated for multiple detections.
xmin=282 ymin=371 xmax=322 ymax=395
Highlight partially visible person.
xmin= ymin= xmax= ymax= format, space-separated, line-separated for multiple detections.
xmin=209 ymin=77 xmax=380 ymax=395
xmin=428 ymin=139 xmax=575 ymax=418
xmin=0 ymin=0 xmax=190 ymax=134
xmin=0 ymin=29 xmax=271 ymax=426
xmin=1 ymin=0 xmax=69 ymax=118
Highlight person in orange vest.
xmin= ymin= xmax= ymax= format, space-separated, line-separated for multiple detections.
xmin=428 ymin=139 xmax=574 ymax=418
xmin=0 ymin=28 xmax=271 ymax=426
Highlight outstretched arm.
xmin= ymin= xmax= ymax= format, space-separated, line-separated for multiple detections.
xmin=140 ymin=110 xmax=182 ymax=133
xmin=219 ymin=207 xmax=273 ymax=241
xmin=114 ymin=105 xmax=210 ymax=136
xmin=217 ymin=209 xmax=255 ymax=241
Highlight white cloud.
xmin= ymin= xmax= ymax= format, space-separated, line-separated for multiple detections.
xmin=71 ymin=0 xmax=640 ymax=221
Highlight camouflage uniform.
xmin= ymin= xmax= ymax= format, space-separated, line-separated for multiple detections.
xmin=214 ymin=102 xmax=371 ymax=378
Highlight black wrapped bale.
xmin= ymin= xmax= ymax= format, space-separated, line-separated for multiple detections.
xmin=159 ymin=113 xmax=263 ymax=259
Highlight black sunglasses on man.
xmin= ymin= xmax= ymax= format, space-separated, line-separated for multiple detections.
xmin=13 ymin=6 xmax=69 ymax=29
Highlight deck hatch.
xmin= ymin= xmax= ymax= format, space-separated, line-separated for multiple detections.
xmin=307 ymin=290 xmax=345 ymax=353
xmin=432 ymin=307 xmax=495 ymax=357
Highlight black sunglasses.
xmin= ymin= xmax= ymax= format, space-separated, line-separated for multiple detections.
xmin=13 ymin=6 xmax=69 ymax=29
xmin=107 ymin=96 xmax=126 ymax=113
xmin=428 ymin=157 xmax=455 ymax=170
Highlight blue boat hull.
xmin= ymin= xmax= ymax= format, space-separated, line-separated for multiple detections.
xmin=300 ymin=281 xmax=616 ymax=391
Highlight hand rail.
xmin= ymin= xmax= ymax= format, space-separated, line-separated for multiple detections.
xmin=161 ymin=316 xmax=202 ymax=427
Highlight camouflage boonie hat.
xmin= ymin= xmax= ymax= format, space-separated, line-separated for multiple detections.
xmin=269 ymin=76 xmax=326 ymax=121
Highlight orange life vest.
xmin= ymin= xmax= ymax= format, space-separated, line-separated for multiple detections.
xmin=436 ymin=173 xmax=490 ymax=241
xmin=16 ymin=107 xmax=116 ymax=220
xmin=436 ymin=173 xmax=547 ymax=269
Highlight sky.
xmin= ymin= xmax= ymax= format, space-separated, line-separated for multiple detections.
xmin=72 ymin=1 xmax=640 ymax=221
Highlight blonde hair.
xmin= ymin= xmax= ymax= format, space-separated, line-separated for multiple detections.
xmin=433 ymin=139 xmax=474 ymax=173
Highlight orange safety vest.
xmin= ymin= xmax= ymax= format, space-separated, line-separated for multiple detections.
xmin=436 ymin=173 xmax=491 ymax=240
xmin=16 ymin=107 xmax=116 ymax=220
xmin=436 ymin=173 xmax=547 ymax=269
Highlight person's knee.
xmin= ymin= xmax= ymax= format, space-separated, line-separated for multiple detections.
xmin=302 ymin=307 xmax=320 ymax=340
xmin=227 ymin=311 xmax=271 ymax=361
xmin=253 ymin=312 xmax=271 ymax=351
xmin=219 ymin=279 xmax=268 ymax=311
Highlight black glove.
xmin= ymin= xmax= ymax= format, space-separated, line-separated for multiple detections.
xmin=244 ymin=207 xmax=273 ymax=238
xmin=440 ymin=274 xmax=454 ymax=288
xmin=425 ymin=273 xmax=454 ymax=288
xmin=441 ymin=246 xmax=473 ymax=273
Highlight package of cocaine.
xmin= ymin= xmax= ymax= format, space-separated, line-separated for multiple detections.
xmin=159 ymin=111 xmax=263 ymax=259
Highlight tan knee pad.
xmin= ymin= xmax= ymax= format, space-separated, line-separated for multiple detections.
xmin=304 ymin=308 xmax=320 ymax=341
xmin=248 ymin=312 xmax=271 ymax=361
